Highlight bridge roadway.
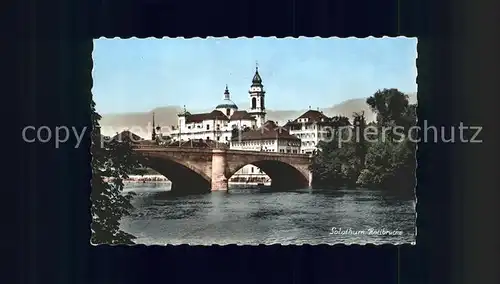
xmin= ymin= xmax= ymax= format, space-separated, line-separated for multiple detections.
xmin=133 ymin=145 xmax=313 ymax=193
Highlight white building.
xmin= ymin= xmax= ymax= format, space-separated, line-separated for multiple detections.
xmin=230 ymin=120 xmax=301 ymax=153
xmin=284 ymin=109 xmax=336 ymax=154
xmin=161 ymin=66 xmax=276 ymax=183
xmin=169 ymin=66 xmax=266 ymax=144
xmin=229 ymin=120 xmax=301 ymax=184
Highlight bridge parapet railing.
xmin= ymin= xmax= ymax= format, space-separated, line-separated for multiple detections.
xmin=135 ymin=146 xmax=212 ymax=152
xmin=225 ymin=150 xmax=311 ymax=157
xmin=136 ymin=142 xmax=231 ymax=149
xmin=135 ymin=145 xmax=310 ymax=157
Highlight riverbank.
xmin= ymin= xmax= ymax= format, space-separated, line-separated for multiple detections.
xmin=229 ymin=181 xmax=271 ymax=186
xmin=105 ymin=174 xmax=272 ymax=186
xmin=104 ymin=175 xmax=170 ymax=184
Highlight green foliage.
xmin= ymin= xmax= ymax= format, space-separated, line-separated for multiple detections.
xmin=366 ymin=88 xmax=410 ymax=127
xmin=311 ymin=88 xmax=416 ymax=193
xmin=357 ymin=136 xmax=415 ymax=191
xmin=310 ymin=116 xmax=357 ymax=187
xmin=90 ymin=99 xmax=143 ymax=245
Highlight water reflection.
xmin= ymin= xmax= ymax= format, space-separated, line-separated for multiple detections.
xmin=121 ymin=183 xmax=416 ymax=245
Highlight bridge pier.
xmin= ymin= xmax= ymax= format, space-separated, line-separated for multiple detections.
xmin=308 ymin=171 xmax=313 ymax=189
xmin=211 ymin=149 xmax=228 ymax=191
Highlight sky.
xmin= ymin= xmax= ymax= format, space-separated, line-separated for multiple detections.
xmin=92 ymin=37 xmax=417 ymax=114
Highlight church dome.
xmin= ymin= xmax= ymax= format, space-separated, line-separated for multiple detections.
xmin=216 ymin=101 xmax=238 ymax=109
xmin=215 ymin=85 xmax=238 ymax=109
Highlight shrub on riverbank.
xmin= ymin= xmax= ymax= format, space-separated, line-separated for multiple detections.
xmin=90 ymin=99 xmax=143 ymax=245
xmin=310 ymin=89 xmax=416 ymax=193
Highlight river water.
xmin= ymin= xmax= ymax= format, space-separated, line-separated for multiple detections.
xmin=120 ymin=183 xmax=416 ymax=245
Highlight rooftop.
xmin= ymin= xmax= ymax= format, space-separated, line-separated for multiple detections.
xmin=184 ymin=110 xmax=230 ymax=123
xmin=295 ymin=109 xmax=329 ymax=122
xmin=229 ymin=110 xmax=256 ymax=121
xmin=232 ymin=120 xmax=300 ymax=141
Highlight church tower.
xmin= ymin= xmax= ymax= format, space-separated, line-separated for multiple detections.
xmin=151 ymin=112 xmax=157 ymax=141
xmin=248 ymin=63 xmax=266 ymax=127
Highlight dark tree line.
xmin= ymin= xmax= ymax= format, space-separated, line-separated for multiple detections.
xmin=310 ymin=89 xmax=417 ymax=192
xmin=90 ymin=99 xmax=145 ymax=244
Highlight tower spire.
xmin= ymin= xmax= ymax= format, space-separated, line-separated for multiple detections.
xmin=224 ymin=84 xmax=230 ymax=100
xmin=252 ymin=63 xmax=262 ymax=85
xmin=151 ymin=112 xmax=156 ymax=140
xmin=248 ymin=62 xmax=266 ymax=128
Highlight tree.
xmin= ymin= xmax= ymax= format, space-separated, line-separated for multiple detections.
xmin=90 ymin=99 xmax=144 ymax=245
xmin=352 ymin=111 xmax=368 ymax=173
xmin=366 ymin=88 xmax=410 ymax=128
xmin=310 ymin=115 xmax=356 ymax=187
xmin=356 ymin=138 xmax=399 ymax=187
xmin=330 ymin=115 xmax=351 ymax=127
xmin=357 ymin=90 xmax=417 ymax=192
xmin=309 ymin=89 xmax=417 ymax=193
xmin=357 ymin=136 xmax=415 ymax=192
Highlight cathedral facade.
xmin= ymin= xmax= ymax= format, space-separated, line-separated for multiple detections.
xmin=169 ymin=66 xmax=267 ymax=143
xmin=167 ymin=66 xmax=275 ymax=185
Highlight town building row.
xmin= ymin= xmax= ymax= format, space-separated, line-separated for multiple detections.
xmin=105 ymin=65 xmax=343 ymax=185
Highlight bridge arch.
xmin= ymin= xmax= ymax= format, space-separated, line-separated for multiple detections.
xmin=226 ymin=157 xmax=311 ymax=189
xmin=136 ymin=152 xmax=211 ymax=194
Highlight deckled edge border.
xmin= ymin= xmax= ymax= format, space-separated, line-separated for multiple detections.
xmin=88 ymin=36 xmax=419 ymax=247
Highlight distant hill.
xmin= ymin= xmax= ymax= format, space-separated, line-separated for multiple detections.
xmin=99 ymin=93 xmax=417 ymax=137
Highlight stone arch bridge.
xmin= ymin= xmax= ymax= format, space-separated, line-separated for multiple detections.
xmin=133 ymin=145 xmax=313 ymax=193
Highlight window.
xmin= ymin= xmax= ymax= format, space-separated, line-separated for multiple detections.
xmin=226 ymin=109 xmax=231 ymax=116
xmin=206 ymin=124 xmax=210 ymax=130
xmin=251 ymin=167 xmax=254 ymax=173
xmin=260 ymin=97 xmax=264 ymax=109
xmin=326 ymin=129 xmax=332 ymax=138
xmin=251 ymin=97 xmax=257 ymax=109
